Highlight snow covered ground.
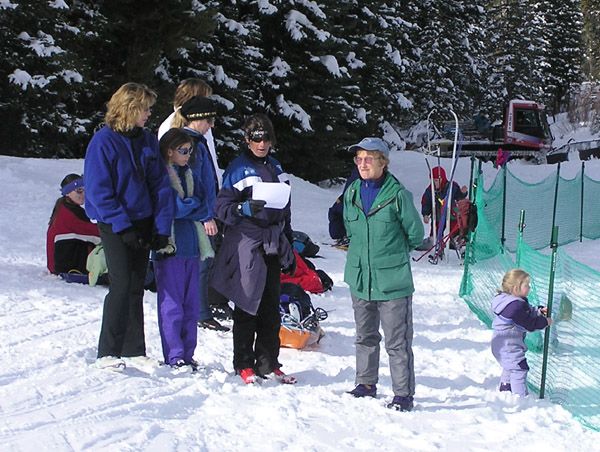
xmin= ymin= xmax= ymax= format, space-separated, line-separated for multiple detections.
xmin=1 ymin=149 xmax=600 ymax=452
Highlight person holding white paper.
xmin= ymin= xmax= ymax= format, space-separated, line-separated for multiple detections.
xmin=211 ymin=113 xmax=297 ymax=385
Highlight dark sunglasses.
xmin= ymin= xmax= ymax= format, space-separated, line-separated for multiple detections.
xmin=249 ymin=130 xmax=271 ymax=143
xmin=176 ymin=146 xmax=193 ymax=156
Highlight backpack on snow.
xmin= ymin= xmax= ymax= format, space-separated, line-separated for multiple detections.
xmin=279 ymin=282 xmax=327 ymax=349
xmin=280 ymin=250 xmax=333 ymax=293
xmin=292 ymin=230 xmax=320 ymax=258
xmin=456 ymin=198 xmax=478 ymax=237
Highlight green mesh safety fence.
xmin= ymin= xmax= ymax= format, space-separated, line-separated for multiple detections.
xmin=460 ymin=169 xmax=600 ymax=432
xmin=583 ymin=176 xmax=600 ymax=239
xmin=480 ymin=164 xmax=600 ymax=252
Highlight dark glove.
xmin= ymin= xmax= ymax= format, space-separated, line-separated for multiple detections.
xmin=151 ymin=234 xmax=170 ymax=251
xmin=236 ymin=199 xmax=266 ymax=217
xmin=282 ymin=257 xmax=297 ymax=276
xmin=120 ymin=228 xmax=147 ymax=250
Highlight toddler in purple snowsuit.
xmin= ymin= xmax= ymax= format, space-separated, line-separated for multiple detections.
xmin=491 ymin=269 xmax=552 ymax=397
xmin=154 ymin=129 xmax=215 ymax=369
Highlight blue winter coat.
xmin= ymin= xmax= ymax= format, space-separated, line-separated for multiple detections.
xmin=210 ymin=151 xmax=295 ymax=315
xmin=183 ymin=127 xmax=218 ymax=220
xmin=84 ymin=126 xmax=174 ymax=235
xmin=170 ymin=165 xmax=209 ymax=257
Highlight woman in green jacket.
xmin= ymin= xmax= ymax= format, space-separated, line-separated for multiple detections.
xmin=343 ymin=137 xmax=424 ymax=412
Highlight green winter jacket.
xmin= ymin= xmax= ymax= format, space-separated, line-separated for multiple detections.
xmin=343 ymin=172 xmax=424 ymax=301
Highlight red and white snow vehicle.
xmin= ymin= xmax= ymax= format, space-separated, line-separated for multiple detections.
xmin=430 ymin=99 xmax=554 ymax=162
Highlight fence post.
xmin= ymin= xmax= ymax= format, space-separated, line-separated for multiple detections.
xmin=580 ymin=161 xmax=585 ymax=243
xmin=540 ymin=225 xmax=559 ymax=400
xmin=468 ymin=156 xmax=475 ymax=199
xmin=461 ymin=168 xmax=480 ymax=287
xmin=501 ymin=165 xmax=507 ymax=252
xmin=551 ymin=162 xmax=561 ymax=246
xmin=516 ymin=210 xmax=525 ymax=267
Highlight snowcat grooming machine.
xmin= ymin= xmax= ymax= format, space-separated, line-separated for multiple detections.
xmin=429 ymin=99 xmax=553 ymax=163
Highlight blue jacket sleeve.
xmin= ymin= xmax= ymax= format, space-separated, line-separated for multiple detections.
xmin=215 ymin=166 xmax=245 ymax=226
xmin=499 ymin=299 xmax=549 ymax=332
xmin=83 ymin=133 xmax=133 ymax=232
xmin=202 ymin=156 xmax=217 ymax=219
xmin=175 ymin=197 xmax=203 ymax=220
xmin=421 ymin=186 xmax=433 ymax=216
xmin=143 ymin=135 xmax=176 ymax=236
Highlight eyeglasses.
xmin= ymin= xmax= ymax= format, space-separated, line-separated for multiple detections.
xmin=354 ymin=156 xmax=380 ymax=165
xmin=249 ymin=130 xmax=271 ymax=143
xmin=176 ymin=146 xmax=193 ymax=156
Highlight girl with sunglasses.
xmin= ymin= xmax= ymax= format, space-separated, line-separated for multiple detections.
xmin=46 ymin=173 xmax=101 ymax=282
xmin=152 ymin=128 xmax=215 ymax=371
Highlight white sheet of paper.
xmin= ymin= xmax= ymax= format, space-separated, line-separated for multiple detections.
xmin=252 ymin=182 xmax=291 ymax=209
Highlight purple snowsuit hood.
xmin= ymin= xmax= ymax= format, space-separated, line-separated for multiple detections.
xmin=492 ymin=292 xmax=527 ymax=332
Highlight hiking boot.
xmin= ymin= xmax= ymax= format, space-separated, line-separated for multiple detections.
xmin=239 ymin=367 xmax=258 ymax=384
xmin=347 ymin=384 xmax=377 ymax=398
xmin=170 ymin=359 xmax=187 ymax=369
xmin=499 ymin=382 xmax=512 ymax=392
xmin=94 ymin=356 xmax=126 ymax=371
xmin=198 ymin=318 xmax=230 ymax=332
xmin=125 ymin=355 xmax=160 ymax=369
xmin=211 ymin=305 xmax=233 ymax=321
xmin=269 ymin=368 xmax=297 ymax=384
xmin=187 ymin=359 xmax=200 ymax=372
xmin=387 ymin=395 xmax=414 ymax=412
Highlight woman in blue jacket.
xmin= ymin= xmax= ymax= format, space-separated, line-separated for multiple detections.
xmin=84 ymin=83 xmax=174 ymax=371
xmin=211 ymin=113 xmax=296 ymax=385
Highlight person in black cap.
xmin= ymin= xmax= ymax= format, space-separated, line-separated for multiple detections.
xmin=178 ymin=96 xmax=231 ymax=332
xmin=46 ymin=173 xmax=101 ymax=281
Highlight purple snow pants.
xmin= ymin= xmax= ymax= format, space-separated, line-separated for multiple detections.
xmin=154 ymin=257 xmax=200 ymax=365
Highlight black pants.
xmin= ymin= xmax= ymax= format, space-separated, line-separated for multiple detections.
xmin=97 ymin=219 xmax=152 ymax=358
xmin=232 ymin=255 xmax=281 ymax=375
xmin=207 ymin=230 xmax=230 ymax=310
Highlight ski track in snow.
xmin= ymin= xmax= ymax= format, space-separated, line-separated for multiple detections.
xmin=1 ymin=153 xmax=600 ymax=451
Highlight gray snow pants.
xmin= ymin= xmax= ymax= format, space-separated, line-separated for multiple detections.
xmin=352 ymin=295 xmax=415 ymax=397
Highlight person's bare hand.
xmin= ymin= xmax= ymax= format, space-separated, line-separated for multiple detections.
xmin=204 ymin=219 xmax=218 ymax=236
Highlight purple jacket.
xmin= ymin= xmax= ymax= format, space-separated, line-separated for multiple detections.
xmin=210 ymin=150 xmax=294 ymax=315
xmin=491 ymin=293 xmax=549 ymax=333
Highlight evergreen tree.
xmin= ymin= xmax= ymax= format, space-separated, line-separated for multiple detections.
xmin=0 ymin=0 xmax=102 ymax=157
xmin=537 ymin=0 xmax=583 ymax=114
xmin=412 ymin=0 xmax=488 ymax=119
xmin=582 ymin=0 xmax=600 ymax=81
xmin=484 ymin=0 xmax=546 ymax=119
xmin=97 ymin=0 xmax=215 ymax=131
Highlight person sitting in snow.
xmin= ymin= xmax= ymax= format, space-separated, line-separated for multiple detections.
xmin=491 ymin=269 xmax=552 ymax=397
xmin=46 ymin=173 xmax=102 ymax=283
xmin=420 ymin=166 xmax=467 ymax=245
